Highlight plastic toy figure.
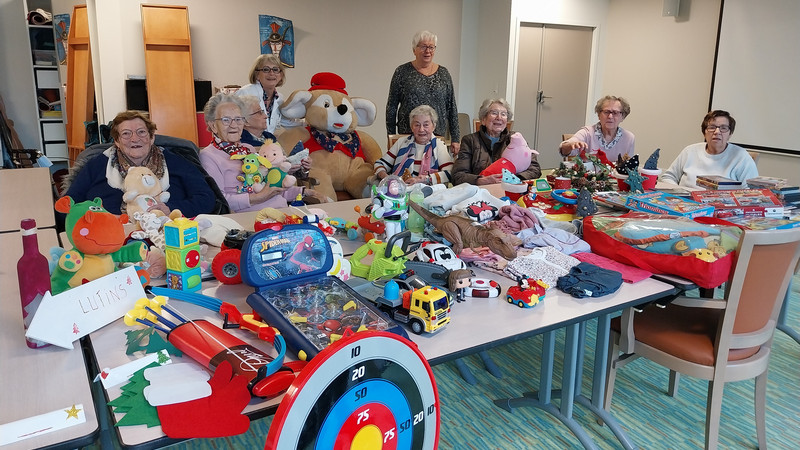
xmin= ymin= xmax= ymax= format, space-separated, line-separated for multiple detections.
xmin=448 ymin=268 xmax=473 ymax=303
xmin=506 ymin=277 xmax=549 ymax=308
xmin=371 ymin=175 xmax=408 ymax=242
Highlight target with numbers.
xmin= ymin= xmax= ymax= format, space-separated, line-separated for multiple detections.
xmin=264 ymin=331 xmax=439 ymax=449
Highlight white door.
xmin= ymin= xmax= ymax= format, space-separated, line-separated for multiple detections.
xmin=514 ymin=24 xmax=593 ymax=170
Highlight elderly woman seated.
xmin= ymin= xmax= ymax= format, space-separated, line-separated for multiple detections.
xmin=661 ymin=110 xmax=758 ymax=187
xmin=199 ymin=93 xmax=326 ymax=212
xmin=374 ymin=104 xmax=453 ymax=186
xmin=451 ymin=98 xmax=541 ymax=185
xmin=63 ymin=111 xmax=217 ymax=217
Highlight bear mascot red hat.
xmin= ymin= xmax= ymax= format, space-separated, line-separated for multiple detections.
xmin=278 ymin=72 xmax=382 ymax=200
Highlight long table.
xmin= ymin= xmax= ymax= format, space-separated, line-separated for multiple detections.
xmin=87 ymin=191 xmax=678 ymax=449
xmin=0 ymin=230 xmax=99 ymax=449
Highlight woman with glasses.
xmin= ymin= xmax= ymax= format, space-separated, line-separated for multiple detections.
xmin=386 ymin=30 xmax=460 ymax=154
xmin=559 ymin=95 xmax=635 ymax=162
xmin=200 ymin=94 xmax=325 ymax=212
xmin=236 ymin=54 xmax=295 ymax=134
xmin=661 ymin=110 xmax=758 ymax=187
xmin=62 ymin=111 xmax=216 ymax=216
xmin=373 ymin=105 xmax=453 ymax=186
xmin=239 ymin=94 xmax=278 ymax=147
xmin=451 ymin=98 xmax=541 ymax=186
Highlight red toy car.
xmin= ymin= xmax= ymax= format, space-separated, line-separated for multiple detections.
xmin=505 ymin=278 xmax=549 ymax=308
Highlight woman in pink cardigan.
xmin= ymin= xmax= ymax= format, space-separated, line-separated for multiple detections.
xmin=199 ymin=93 xmax=326 ymax=212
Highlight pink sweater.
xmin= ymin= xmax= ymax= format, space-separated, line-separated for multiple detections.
xmin=199 ymin=144 xmax=303 ymax=212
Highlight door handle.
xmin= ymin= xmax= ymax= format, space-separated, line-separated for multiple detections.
xmin=537 ymin=91 xmax=552 ymax=104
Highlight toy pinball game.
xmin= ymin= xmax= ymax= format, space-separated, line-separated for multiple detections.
xmin=243 ymin=225 xmax=407 ymax=361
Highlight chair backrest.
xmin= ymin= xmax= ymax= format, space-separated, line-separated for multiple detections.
xmin=562 ymin=133 xmax=575 ymax=142
xmin=63 ymin=135 xmax=230 ymax=215
xmin=474 ymin=119 xmax=514 ymax=133
xmin=387 ymin=134 xmax=408 ymax=149
xmin=457 ymin=113 xmax=471 ymax=142
xmin=718 ymin=227 xmax=800 ymax=358
xmin=747 ymin=150 xmax=760 ymax=166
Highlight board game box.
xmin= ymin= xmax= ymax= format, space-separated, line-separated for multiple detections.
xmin=625 ymin=191 xmax=715 ymax=218
xmin=690 ymin=189 xmax=784 ymax=218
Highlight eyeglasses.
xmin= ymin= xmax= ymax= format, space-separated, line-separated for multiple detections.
xmin=487 ymin=110 xmax=509 ymax=119
xmin=256 ymin=67 xmax=281 ymax=73
xmin=216 ymin=116 xmax=245 ymax=126
xmin=600 ymin=110 xmax=624 ymax=117
xmin=119 ymin=129 xmax=150 ymax=140
xmin=417 ymin=44 xmax=436 ymax=52
xmin=706 ymin=125 xmax=730 ymax=133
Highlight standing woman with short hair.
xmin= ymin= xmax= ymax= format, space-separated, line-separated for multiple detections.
xmin=386 ymin=30 xmax=461 ymax=154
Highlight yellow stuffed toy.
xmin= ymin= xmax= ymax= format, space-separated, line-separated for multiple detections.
xmin=122 ymin=166 xmax=170 ymax=217
xmin=278 ymin=72 xmax=382 ymax=200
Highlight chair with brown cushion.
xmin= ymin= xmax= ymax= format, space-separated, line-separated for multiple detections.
xmin=473 ymin=119 xmax=513 ymax=133
xmin=604 ymin=227 xmax=800 ymax=449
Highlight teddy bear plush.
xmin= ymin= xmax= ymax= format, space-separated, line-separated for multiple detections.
xmin=278 ymin=72 xmax=382 ymax=200
xmin=123 ymin=166 xmax=171 ymax=217
xmin=257 ymin=140 xmax=297 ymax=188
xmin=480 ymin=132 xmax=539 ymax=177
xmin=51 ymin=196 xmax=148 ymax=295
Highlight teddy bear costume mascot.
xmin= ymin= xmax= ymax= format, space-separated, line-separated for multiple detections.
xmin=278 ymin=72 xmax=382 ymax=200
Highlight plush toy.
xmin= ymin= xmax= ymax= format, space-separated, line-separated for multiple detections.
xmin=278 ymin=72 xmax=382 ymax=200
xmin=52 ymin=196 xmax=147 ymax=295
xmin=122 ymin=167 xmax=171 ymax=217
xmin=195 ymin=214 xmax=245 ymax=247
xmin=231 ymin=153 xmax=270 ymax=193
xmin=257 ymin=140 xmax=297 ymax=188
xmin=480 ymin=132 xmax=539 ymax=177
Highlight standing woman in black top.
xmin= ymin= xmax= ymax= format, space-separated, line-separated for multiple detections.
xmin=386 ymin=30 xmax=461 ymax=154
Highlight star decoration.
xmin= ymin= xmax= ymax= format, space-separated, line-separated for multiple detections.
xmin=65 ymin=404 xmax=82 ymax=420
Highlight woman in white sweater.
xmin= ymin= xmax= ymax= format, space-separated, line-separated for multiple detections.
xmin=661 ymin=110 xmax=758 ymax=187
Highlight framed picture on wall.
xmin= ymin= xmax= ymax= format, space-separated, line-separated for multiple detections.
xmin=53 ymin=14 xmax=70 ymax=65
xmin=259 ymin=15 xmax=295 ymax=68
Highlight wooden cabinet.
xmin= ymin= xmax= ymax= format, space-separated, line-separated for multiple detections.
xmin=64 ymin=5 xmax=95 ymax=166
xmin=141 ymin=4 xmax=198 ymax=144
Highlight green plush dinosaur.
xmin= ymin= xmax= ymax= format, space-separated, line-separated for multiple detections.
xmin=51 ymin=196 xmax=147 ymax=295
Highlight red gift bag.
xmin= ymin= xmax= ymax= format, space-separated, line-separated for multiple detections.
xmin=583 ymin=213 xmax=741 ymax=289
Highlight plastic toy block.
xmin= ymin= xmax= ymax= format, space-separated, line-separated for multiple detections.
xmin=166 ymin=267 xmax=202 ymax=292
xmin=165 ymin=244 xmax=201 ymax=272
xmin=164 ymin=218 xmax=199 ymax=248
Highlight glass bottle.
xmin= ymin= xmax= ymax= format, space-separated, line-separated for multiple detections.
xmin=407 ymin=184 xmax=425 ymax=241
xmin=17 ymin=219 xmax=51 ymax=349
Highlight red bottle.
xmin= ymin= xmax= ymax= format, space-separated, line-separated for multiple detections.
xmin=17 ymin=219 xmax=51 ymax=349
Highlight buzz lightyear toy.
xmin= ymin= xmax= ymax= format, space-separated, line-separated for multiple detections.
xmin=371 ymin=175 xmax=408 ymax=242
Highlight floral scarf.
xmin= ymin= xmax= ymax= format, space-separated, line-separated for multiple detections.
xmin=593 ymin=123 xmax=622 ymax=151
xmin=212 ymin=135 xmax=249 ymax=156
xmin=111 ymin=144 xmax=165 ymax=180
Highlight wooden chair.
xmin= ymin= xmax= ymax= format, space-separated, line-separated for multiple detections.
xmin=747 ymin=150 xmax=760 ymax=165
xmin=604 ymin=227 xmax=800 ymax=449
xmin=473 ymin=119 xmax=513 ymax=133
xmin=387 ymin=134 xmax=409 ymax=149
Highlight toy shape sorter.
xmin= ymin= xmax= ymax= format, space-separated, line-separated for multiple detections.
xmin=243 ymin=224 xmax=408 ymax=361
xmin=164 ymin=217 xmax=203 ymax=292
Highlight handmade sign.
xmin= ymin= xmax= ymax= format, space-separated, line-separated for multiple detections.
xmin=26 ymin=266 xmax=146 ymax=349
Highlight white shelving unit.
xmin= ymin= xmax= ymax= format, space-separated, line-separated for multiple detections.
xmin=25 ymin=0 xmax=68 ymax=162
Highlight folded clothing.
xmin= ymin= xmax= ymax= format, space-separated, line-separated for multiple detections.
xmin=505 ymin=246 xmax=580 ymax=287
xmin=556 ymin=262 xmax=623 ymax=298
xmin=517 ymin=226 xmax=590 ymax=255
xmin=571 ymin=252 xmax=652 ymax=283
